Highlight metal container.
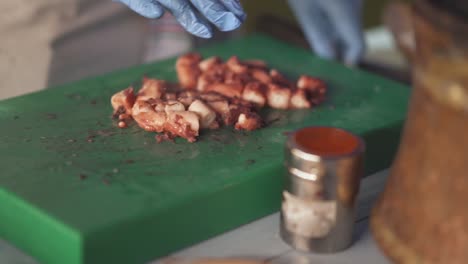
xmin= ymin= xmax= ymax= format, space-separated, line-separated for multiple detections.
xmin=280 ymin=127 xmax=365 ymax=253
xmin=372 ymin=0 xmax=468 ymax=263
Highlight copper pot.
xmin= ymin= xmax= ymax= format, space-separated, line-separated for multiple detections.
xmin=371 ymin=0 xmax=468 ymax=263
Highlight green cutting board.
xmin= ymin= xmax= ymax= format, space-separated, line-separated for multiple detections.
xmin=0 ymin=34 xmax=409 ymax=264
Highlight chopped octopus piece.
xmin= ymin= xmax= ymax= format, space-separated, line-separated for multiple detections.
xmin=297 ymin=75 xmax=327 ymax=105
xmin=206 ymin=83 xmax=243 ymax=98
xmin=197 ymin=66 xmax=226 ymax=91
xmin=188 ymin=99 xmax=217 ymax=128
xmin=165 ymin=100 xmax=185 ymax=113
xmin=224 ymin=103 xmax=253 ymax=126
xmin=163 ymin=92 xmax=177 ymax=100
xmin=165 ymin=111 xmax=200 ymax=142
xmin=230 ymin=97 xmax=255 ymax=108
xmin=199 ymin=56 xmax=222 ymax=72
xmin=178 ymin=90 xmax=199 ymax=99
xmin=242 ymin=82 xmax=267 ymax=107
xmin=133 ymin=100 xmax=199 ymax=142
xmin=206 ymin=99 xmax=230 ymax=119
xmin=137 ymin=78 xmax=166 ymax=101
xmin=197 ymin=72 xmax=214 ymax=92
xmin=235 ymin=113 xmax=263 ymax=131
xmin=111 ymin=87 xmax=136 ymax=116
xmin=297 ymin=75 xmax=325 ymax=91
xmin=267 ymin=84 xmax=291 ymax=109
xmin=177 ymin=91 xmax=199 ymax=107
xmin=178 ymin=97 xmax=195 ymax=108
xmin=176 ymin=53 xmax=202 ymax=89
xmin=290 ymin=89 xmax=312 ymax=109
xmin=224 ymin=71 xmax=250 ymax=86
xmin=251 ymin=69 xmax=272 ymax=84
xmin=147 ymin=98 xmax=166 ymax=112
xmin=132 ymin=100 xmax=167 ymax=133
xmin=270 ymin=69 xmax=294 ymax=88
xmin=226 ymin=56 xmax=248 ymax=74
xmin=199 ymin=92 xmax=227 ymax=102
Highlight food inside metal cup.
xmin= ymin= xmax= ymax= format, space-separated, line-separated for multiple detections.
xmin=292 ymin=127 xmax=363 ymax=157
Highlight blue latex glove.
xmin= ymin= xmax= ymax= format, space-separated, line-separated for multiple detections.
xmin=115 ymin=0 xmax=246 ymax=38
xmin=288 ymin=0 xmax=365 ymax=65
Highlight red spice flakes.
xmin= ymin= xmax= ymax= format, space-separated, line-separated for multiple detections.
xmin=45 ymin=113 xmax=58 ymax=120
xmin=102 ymin=178 xmax=111 ymax=185
xmin=246 ymin=159 xmax=256 ymax=165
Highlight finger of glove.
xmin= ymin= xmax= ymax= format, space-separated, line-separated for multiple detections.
xmin=220 ymin=0 xmax=247 ymax=22
xmin=189 ymin=0 xmax=243 ymax=31
xmin=157 ymin=0 xmax=213 ymax=38
xmin=317 ymin=0 xmax=365 ymax=65
xmin=288 ymin=0 xmax=337 ymax=60
xmin=114 ymin=0 xmax=164 ymax=19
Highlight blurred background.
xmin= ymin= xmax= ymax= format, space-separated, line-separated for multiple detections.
xmin=0 ymin=0 xmax=411 ymax=101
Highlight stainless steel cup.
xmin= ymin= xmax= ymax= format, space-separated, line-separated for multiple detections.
xmin=280 ymin=126 xmax=365 ymax=253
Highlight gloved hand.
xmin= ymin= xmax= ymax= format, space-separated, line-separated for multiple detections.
xmin=288 ymin=0 xmax=365 ymax=66
xmin=115 ymin=0 xmax=246 ymax=38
